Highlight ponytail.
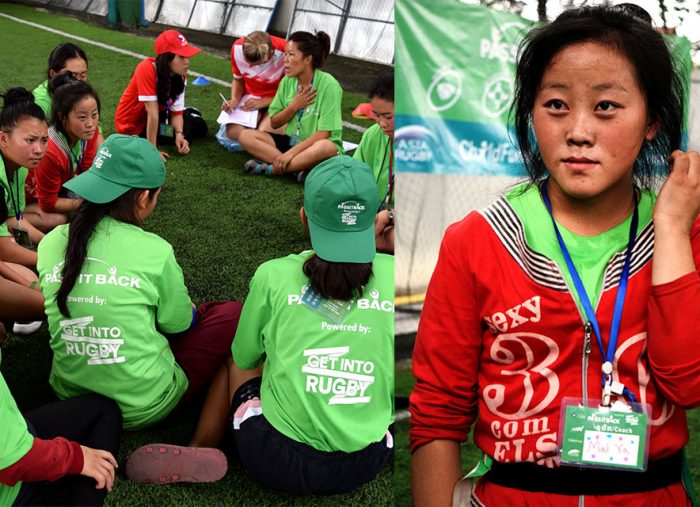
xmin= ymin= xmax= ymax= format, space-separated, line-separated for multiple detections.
xmin=57 ymin=188 xmax=155 ymax=317
xmin=0 ymin=87 xmax=46 ymax=131
xmin=243 ymin=31 xmax=273 ymax=64
xmin=302 ymin=254 xmax=372 ymax=301
xmin=154 ymin=53 xmax=185 ymax=107
xmin=288 ymin=31 xmax=332 ymax=69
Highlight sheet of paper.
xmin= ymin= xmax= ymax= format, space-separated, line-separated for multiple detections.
xmin=216 ymin=94 xmax=261 ymax=128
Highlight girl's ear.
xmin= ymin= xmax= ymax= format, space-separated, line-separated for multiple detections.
xmin=136 ymin=189 xmax=151 ymax=210
xmin=0 ymin=130 xmax=9 ymax=151
xmin=645 ymin=118 xmax=660 ymax=142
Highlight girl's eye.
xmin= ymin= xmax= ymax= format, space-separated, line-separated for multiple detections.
xmin=596 ymin=101 xmax=618 ymax=112
xmin=544 ymin=99 xmax=566 ymax=111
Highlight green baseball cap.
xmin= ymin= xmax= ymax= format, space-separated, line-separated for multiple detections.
xmin=64 ymin=134 xmax=165 ymax=204
xmin=303 ymin=156 xmax=379 ymax=263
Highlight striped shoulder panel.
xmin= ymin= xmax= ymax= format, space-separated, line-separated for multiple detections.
xmin=48 ymin=127 xmax=73 ymax=163
xmin=480 ymin=196 xmax=568 ymax=292
xmin=602 ymin=221 xmax=654 ymax=290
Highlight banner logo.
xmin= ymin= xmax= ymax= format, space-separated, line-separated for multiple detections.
xmin=427 ymin=68 xmax=462 ymax=112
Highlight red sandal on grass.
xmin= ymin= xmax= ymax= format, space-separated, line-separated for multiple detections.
xmin=126 ymin=444 xmax=227 ymax=484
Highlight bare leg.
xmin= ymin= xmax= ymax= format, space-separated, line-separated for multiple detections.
xmin=189 ymin=356 xmax=264 ymax=448
xmin=0 ymin=274 xmax=44 ymax=321
xmin=238 ymin=130 xmax=282 ymax=163
xmin=285 ymin=139 xmax=339 ymax=173
xmin=23 ymin=203 xmax=67 ymax=233
xmin=189 ymin=359 xmax=231 ymax=448
xmin=225 ymin=123 xmax=246 ymax=142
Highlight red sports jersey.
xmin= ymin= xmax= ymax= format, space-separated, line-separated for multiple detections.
xmin=26 ymin=127 xmax=98 ymax=212
xmin=410 ymin=195 xmax=700 ymax=501
xmin=114 ymin=58 xmax=185 ymax=135
xmin=230 ymin=36 xmax=286 ymax=98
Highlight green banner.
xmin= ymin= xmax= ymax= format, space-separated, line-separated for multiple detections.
xmin=396 ymin=0 xmax=692 ymax=175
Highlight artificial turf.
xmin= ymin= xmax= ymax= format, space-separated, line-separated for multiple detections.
xmin=0 ymin=3 xmax=391 ymax=505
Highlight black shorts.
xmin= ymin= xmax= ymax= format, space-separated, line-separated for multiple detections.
xmin=229 ymin=377 xmax=392 ymax=495
xmin=269 ymin=133 xmax=293 ymax=153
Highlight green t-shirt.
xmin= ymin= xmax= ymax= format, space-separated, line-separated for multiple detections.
xmin=353 ymin=123 xmax=393 ymax=207
xmin=232 ymin=251 xmax=394 ymax=453
xmin=269 ymin=69 xmax=344 ymax=154
xmin=0 ymin=156 xmax=28 ymax=237
xmin=506 ymin=183 xmax=654 ymax=309
xmin=38 ymin=217 xmax=193 ymax=430
xmin=0 ymin=349 xmax=34 ymax=507
xmin=32 ymin=80 xmax=51 ymax=118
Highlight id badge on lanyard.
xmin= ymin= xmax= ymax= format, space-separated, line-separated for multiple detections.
xmin=159 ymin=100 xmax=174 ymax=138
xmin=7 ymin=174 xmax=33 ymax=249
xmin=540 ymin=182 xmax=651 ymax=472
xmin=300 ymin=284 xmax=353 ymax=324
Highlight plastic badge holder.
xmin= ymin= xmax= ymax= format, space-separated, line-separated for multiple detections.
xmin=558 ymin=396 xmax=651 ymax=472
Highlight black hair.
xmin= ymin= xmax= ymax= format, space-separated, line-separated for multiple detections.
xmin=511 ymin=4 xmax=685 ymax=188
xmin=288 ymin=31 xmax=331 ymax=69
xmin=155 ymin=53 xmax=185 ymax=107
xmin=46 ymin=43 xmax=88 ymax=80
xmin=302 ymin=254 xmax=372 ymax=301
xmin=0 ymin=88 xmax=47 ymax=131
xmin=368 ymin=71 xmax=394 ymax=102
xmin=57 ymin=188 xmax=158 ymax=317
xmin=48 ymin=72 xmax=101 ymax=138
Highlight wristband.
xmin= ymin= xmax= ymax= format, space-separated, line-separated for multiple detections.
xmin=175 ymin=131 xmax=184 ymax=137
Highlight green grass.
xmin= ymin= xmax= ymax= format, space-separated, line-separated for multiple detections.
xmin=0 ymin=4 xmax=389 ymax=505
xmin=394 ymin=364 xmax=700 ymax=505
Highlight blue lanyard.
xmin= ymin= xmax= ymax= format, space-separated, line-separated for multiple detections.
xmin=540 ymin=182 xmax=638 ymax=404
xmin=69 ymin=140 xmax=86 ymax=175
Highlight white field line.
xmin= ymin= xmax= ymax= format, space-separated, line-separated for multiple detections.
xmin=395 ymin=409 xmax=410 ymax=422
xmin=0 ymin=11 xmax=366 ymax=133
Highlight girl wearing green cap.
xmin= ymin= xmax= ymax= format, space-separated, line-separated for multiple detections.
xmin=38 ymin=134 xmax=241 ymax=482
xmin=130 ymin=156 xmax=394 ymax=491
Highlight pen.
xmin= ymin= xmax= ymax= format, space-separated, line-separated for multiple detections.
xmin=218 ymin=92 xmax=229 ymax=104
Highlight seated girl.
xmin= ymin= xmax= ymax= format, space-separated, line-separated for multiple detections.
xmin=239 ymin=31 xmax=343 ymax=177
xmin=38 ymin=135 xmax=241 ymax=482
xmin=128 ymin=156 xmax=393 ymax=492
xmin=0 ymin=88 xmax=48 ymax=262
xmin=114 ymin=30 xmax=204 ymax=162
xmin=32 ymin=43 xmax=88 ymax=118
xmin=222 ymin=31 xmax=287 ymax=142
xmin=25 ymin=73 xmax=100 ymax=233
xmin=353 ymin=71 xmax=394 ymax=209
xmin=0 ymin=185 xmax=117 ymax=507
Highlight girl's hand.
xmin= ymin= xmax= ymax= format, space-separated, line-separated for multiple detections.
xmin=175 ymin=134 xmax=190 ymax=155
xmin=654 ymin=150 xmax=700 ymax=235
xmin=241 ymin=98 xmax=264 ymax=111
xmin=80 ymin=446 xmax=118 ymax=491
xmin=290 ymin=86 xmax=317 ymax=112
xmin=159 ymin=151 xmax=169 ymax=162
xmin=273 ymin=152 xmax=294 ymax=174
xmin=221 ymin=99 xmax=237 ymax=113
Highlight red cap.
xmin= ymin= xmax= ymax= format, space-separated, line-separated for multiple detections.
xmin=154 ymin=30 xmax=201 ymax=57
